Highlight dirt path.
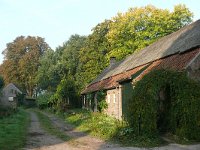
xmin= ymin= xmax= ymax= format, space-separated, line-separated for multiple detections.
xmin=24 ymin=111 xmax=200 ymax=150
xmin=24 ymin=111 xmax=75 ymax=150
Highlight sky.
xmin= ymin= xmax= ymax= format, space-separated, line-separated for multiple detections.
xmin=0 ymin=0 xmax=200 ymax=64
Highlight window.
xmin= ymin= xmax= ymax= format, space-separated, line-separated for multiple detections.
xmin=113 ymin=94 xmax=116 ymax=103
xmin=8 ymin=97 xmax=14 ymax=102
xmin=107 ymin=94 xmax=110 ymax=103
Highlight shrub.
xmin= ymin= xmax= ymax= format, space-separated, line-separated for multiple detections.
xmin=65 ymin=109 xmax=120 ymax=139
xmin=97 ymin=90 xmax=108 ymax=112
xmin=53 ymin=76 xmax=80 ymax=111
xmin=127 ymin=69 xmax=200 ymax=141
xmin=36 ymin=92 xmax=53 ymax=109
xmin=0 ymin=106 xmax=17 ymax=118
xmin=98 ymin=100 xmax=108 ymax=112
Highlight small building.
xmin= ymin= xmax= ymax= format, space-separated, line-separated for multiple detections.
xmin=81 ymin=19 xmax=200 ymax=120
xmin=0 ymin=83 xmax=23 ymax=108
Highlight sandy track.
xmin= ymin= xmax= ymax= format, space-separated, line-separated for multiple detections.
xmin=24 ymin=111 xmax=74 ymax=150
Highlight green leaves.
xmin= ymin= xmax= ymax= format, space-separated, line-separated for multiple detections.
xmin=127 ymin=70 xmax=200 ymax=141
xmin=0 ymin=36 xmax=49 ymax=96
xmin=106 ymin=4 xmax=193 ymax=61
xmin=78 ymin=20 xmax=111 ymax=88
xmin=36 ymin=49 xmax=61 ymax=92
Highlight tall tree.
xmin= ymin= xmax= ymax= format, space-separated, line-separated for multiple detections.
xmin=78 ymin=20 xmax=111 ymax=89
xmin=61 ymin=34 xmax=87 ymax=78
xmin=36 ymin=34 xmax=87 ymax=93
xmin=36 ymin=49 xmax=61 ymax=92
xmin=106 ymin=4 xmax=193 ymax=60
xmin=0 ymin=36 xmax=49 ymax=96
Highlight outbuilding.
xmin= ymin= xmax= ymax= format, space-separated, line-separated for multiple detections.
xmin=0 ymin=83 xmax=23 ymax=108
xmin=82 ymin=19 xmax=200 ymax=120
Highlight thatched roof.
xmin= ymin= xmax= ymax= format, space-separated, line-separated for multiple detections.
xmin=91 ymin=19 xmax=200 ymax=84
xmin=82 ymin=48 xmax=200 ymax=94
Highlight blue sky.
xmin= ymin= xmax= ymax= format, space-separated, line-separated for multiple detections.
xmin=0 ymin=0 xmax=200 ymax=64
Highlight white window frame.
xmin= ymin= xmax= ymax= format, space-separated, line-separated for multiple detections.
xmin=113 ymin=94 xmax=116 ymax=103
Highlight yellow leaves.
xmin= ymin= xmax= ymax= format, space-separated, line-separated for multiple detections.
xmin=105 ymin=4 xmax=193 ymax=62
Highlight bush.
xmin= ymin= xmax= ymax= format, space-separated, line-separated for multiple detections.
xmin=0 ymin=106 xmax=17 ymax=118
xmin=64 ymin=109 xmax=164 ymax=147
xmin=52 ymin=76 xmax=80 ymax=111
xmin=98 ymin=100 xmax=108 ymax=112
xmin=127 ymin=69 xmax=200 ymax=141
xmin=96 ymin=90 xmax=108 ymax=112
xmin=36 ymin=92 xmax=53 ymax=109
xmin=65 ymin=109 xmax=120 ymax=139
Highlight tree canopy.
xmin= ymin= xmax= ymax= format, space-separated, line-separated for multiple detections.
xmin=0 ymin=36 xmax=49 ymax=96
xmin=106 ymin=4 xmax=193 ymax=60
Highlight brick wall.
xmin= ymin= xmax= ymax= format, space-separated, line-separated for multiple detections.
xmin=105 ymin=88 xmax=122 ymax=120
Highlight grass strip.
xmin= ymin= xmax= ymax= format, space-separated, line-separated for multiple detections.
xmin=36 ymin=110 xmax=70 ymax=141
xmin=63 ymin=109 xmax=165 ymax=147
xmin=0 ymin=108 xmax=29 ymax=150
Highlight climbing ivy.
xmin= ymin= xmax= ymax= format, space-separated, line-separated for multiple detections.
xmin=96 ymin=90 xmax=108 ymax=112
xmin=86 ymin=90 xmax=107 ymax=112
xmin=127 ymin=69 xmax=200 ymax=141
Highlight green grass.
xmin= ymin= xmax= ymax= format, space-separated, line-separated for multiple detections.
xmin=36 ymin=110 xmax=70 ymax=141
xmin=63 ymin=109 xmax=120 ymax=140
xmin=62 ymin=108 xmax=165 ymax=147
xmin=0 ymin=108 xmax=29 ymax=150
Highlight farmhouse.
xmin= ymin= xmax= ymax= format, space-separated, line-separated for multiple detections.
xmin=81 ymin=19 xmax=200 ymax=120
xmin=0 ymin=83 xmax=23 ymax=108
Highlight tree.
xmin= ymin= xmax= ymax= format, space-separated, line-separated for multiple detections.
xmin=0 ymin=60 xmax=19 ymax=86
xmin=78 ymin=20 xmax=111 ymax=89
xmin=36 ymin=34 xmax=87 ymax=94
xmin=36 ymin=49 xmax=62 ymax=92
xmin=0 ymin=36 xmax=49 ymax=96
xmin=61 ymin=34 xmax=87 ymax=78
xmin=106 ymin=4 xmax=193 ymax=60
xmin=53 ymin=76 xmax=79 ymax=111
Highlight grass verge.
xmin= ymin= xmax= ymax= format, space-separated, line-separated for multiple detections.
xmin=36 ymin=110 xmax=70 ymax=141
xmin=63 ymin=109 xmax=119 ymax=140
xmin=0 ymin=108 xmax=29 ymax=150
xmin=62 ymin=109 xmax=165 ymax=147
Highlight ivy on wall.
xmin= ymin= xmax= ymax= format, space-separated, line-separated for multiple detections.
xmin=86 ymin=90 xmax=107 ymax=112
xmin=126 ymin=69 xmax=200 ymax=140
xmin=96 ymin=90 xmax=108 ymax=112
